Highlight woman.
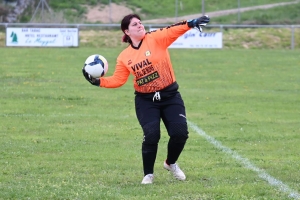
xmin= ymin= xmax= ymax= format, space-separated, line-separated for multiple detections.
xmin=83 ymin=14 xmax=210 ymax=184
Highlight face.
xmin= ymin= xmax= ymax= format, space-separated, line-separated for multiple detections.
xmin=125 ymin=17 xmax=146 ymax=41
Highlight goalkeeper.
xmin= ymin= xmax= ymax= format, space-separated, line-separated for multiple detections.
xmin=83 ymin=14 xmax=210 ymax=184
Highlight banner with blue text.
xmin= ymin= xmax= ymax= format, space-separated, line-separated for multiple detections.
xmin=150 ymin=28 xmax=222 ymax=49
xmin=6 ymin=28 xmax=78 ymax=47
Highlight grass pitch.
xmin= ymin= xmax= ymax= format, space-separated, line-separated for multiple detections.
xmin=0 ymin=47 xmax=299 ymax=199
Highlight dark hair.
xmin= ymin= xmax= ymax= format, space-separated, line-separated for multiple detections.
xmin=121 ymin=14 xmax=141 ymax=43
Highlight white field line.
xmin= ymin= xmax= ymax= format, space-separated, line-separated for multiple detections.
xmin=188 ymin=120 xmax=300 ymax=200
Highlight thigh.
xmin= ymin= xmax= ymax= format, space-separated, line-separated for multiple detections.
xmin=135 ymin=95 xmax=161 ymax=127
xmin=161 ymin=93 xmax=187 ymax=126
xmin=161 ymin=93 xmax=189 ymax=138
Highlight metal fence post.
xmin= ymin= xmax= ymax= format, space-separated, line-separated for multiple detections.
xmin=202 ymin=0 xmax=205 ymax=15
xmin=237 ymin=0 xmax=240 ymax=24
xmin=291 ymin=25 xmax=295 ymax=50
xmin=175 ymin=0 xmax=178 ymax=22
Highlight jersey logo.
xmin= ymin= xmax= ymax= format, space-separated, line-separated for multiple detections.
xmin=145 ymin=50 xmax=151 ymax=57
xmin=136 ymin=71 xmax=160 ymax=86
xmin=128 ymin=60 xmax=132 ymax=65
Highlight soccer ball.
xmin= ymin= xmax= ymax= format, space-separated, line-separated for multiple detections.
xmin=83 ymin=54 xmax=108 ymax=78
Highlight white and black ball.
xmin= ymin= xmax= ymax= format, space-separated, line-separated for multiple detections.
xmin=83 ymin=54 xmax=108 ymax=78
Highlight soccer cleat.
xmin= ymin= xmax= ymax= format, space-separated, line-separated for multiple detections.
xmin=164 ymin=161 xmax=186 ymax=181
xmin=141 ymin=174 xmax=154 ymax=184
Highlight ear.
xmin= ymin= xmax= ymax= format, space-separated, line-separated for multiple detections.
xmin=124 ymin=29 xmax=129 ymax=35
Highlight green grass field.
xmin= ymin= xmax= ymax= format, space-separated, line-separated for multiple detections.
xmin=0 ymin=47 xmax=300 ymax=199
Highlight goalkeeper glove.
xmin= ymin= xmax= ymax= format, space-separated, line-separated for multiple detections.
xmin=187 ymin=15 xmax=210 ymax=32
xmin=82 ymin=68 xmax=100 ymax=86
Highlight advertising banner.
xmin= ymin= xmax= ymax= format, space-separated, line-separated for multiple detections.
xmin=151 ymin=28 xmax=222 ymax=49
xmin=6 ymin=28 xmax=78 ymax=47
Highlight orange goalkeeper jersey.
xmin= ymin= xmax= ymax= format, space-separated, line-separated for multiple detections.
xmin=100 ymin=21 xmax=191 ymax=93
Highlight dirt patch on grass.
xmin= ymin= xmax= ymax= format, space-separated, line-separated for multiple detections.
xmin=84 ymin=3 xmax=133 ymax=23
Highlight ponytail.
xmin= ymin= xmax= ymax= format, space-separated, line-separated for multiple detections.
xmin=122 ymin=34 xmax=131 ymax=43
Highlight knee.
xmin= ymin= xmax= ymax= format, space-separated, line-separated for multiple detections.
xmin=142 ymin=121 xmax=160 ymax=145
xmin=168 ymin=122 xmax=189 ymax=143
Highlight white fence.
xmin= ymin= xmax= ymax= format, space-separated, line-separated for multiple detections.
xmin=0 ymin=23 xmax=299 ymax=49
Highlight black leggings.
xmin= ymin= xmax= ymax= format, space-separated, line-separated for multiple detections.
xmin=135 ymin=93 xmax=189 ymax=175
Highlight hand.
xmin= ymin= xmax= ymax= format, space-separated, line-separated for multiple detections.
xmin=187 ymin=15 xmax=210 ymax=32
xmin=82 ymin=67 xmax=100 ymax=86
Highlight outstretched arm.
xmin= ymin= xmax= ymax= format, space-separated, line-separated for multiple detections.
xmin=148 ymin=15 xmax=210 ymax=48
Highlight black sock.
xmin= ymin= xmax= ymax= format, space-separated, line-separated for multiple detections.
xmin=142 ymin=143 xmax=158 ymax=175
xmin=166 ymin=139 xmax=186 ymax=164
